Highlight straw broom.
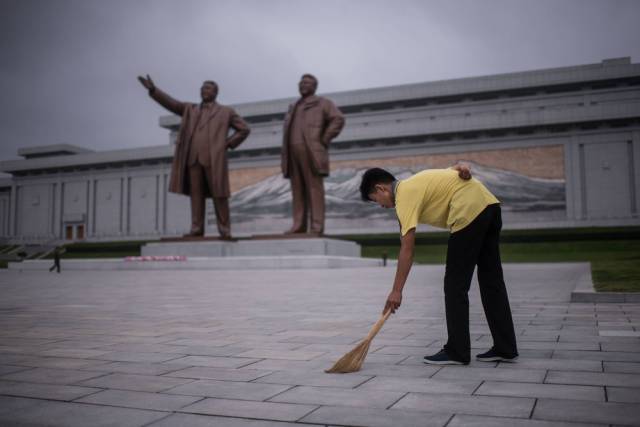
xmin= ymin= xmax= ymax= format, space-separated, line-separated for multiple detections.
xmin=325 ymin=310 xmax=392 ymax=373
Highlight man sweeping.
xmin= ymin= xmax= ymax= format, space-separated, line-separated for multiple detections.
xmin=359 ymin=165 xmax=518 ymax=365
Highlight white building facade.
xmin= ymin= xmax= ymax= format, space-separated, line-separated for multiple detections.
xmin=1 ymin=58 xmax=639 ymax=243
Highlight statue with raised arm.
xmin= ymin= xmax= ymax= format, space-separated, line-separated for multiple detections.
xmin=282 ymin=74 xmax=345 ymax=235
xmin=138 ymin=75 xmax=250 ymax=239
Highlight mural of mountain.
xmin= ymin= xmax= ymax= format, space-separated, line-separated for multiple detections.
xmin=221 ymin=163 xmax=565 ymax=233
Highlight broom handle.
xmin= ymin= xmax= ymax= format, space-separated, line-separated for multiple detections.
xmin=364 ymin=310 xmax=392 ymax=341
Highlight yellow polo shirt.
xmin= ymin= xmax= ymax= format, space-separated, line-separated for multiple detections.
xmin=395 ymin=169 xmax=499 ymax=235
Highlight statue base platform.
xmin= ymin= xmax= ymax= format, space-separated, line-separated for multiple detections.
xmin=141 ymin=237 xmax=360 ymax=258
xmin=8 ymin=255 xmax=389 ymax=271
xmin=8 ymin=238 xmax=392 ymax=270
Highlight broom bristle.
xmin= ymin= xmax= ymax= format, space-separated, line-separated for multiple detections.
xmin=325 ymin=310 xmax=391 ymax=374
xmin=324 ymin=339 xmax=372 ymax=373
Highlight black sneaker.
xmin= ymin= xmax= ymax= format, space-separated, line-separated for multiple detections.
xmin=476 ymin=348 xmax=518 ymax=363
xmin=423 ymin=349 xmax=467 ymax=365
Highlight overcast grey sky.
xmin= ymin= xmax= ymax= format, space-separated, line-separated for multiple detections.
xmin=1 ymin=0 xmax=639 ymax=162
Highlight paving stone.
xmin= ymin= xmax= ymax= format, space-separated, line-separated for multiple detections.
xmin=552 ymin=350 xmax=640 ymax=362
xmin=476 ymin=381 xmax=604 ymax=401
xmin=164 ymin=366 xmax=273 ymax=382
xmin=76 ymin=388 xmax=202 ymax=411
xmin=350 ymin=363 xmax=441 ymax=378
xmin=0 ymin=395 xmax=44 ymax=415
xmin=533 ymin=398 xmax=640 ymax=426
xmin=282 ymin=335 xmax=360 ymax=345
xmin=151 ymin=338 xmax=241 ymax=347
xmin=234 ymin=349 xmax=327 ymax=361
xmin=432 ymin=366 xmax=546 ymax=383
xmin=93 ymin=351 xmax=185 ymax=363
xmin=77 ymin=373 xmax=193 ymax=392
xmin=300 ymin=405 xmax=452 ymax=427
xmin=399 ymin=355 xmax=494 ymax=367
xmin=10 ymin=356 xmax=113 ymax=370
xmin=236 ymin=342 xmax=310 ymax=351
xmin=601 ymin=342 xmax=640 ymax=352
xmin=0 ymin=380 xmax=101 ymax=401
xmin=238 ymin=358 xmax=330 ymax=371
xmin=495 ymin=357 xmax=603 ymax=372
xmin=448 ymin=414 xmax=607 ymax=427
xmin=148 ymin=413 xmax=307 ymax=427
xmin=38 ymin=348 xmax=112 ymax=358
xmin=368 ymin=337 xmax=437 ymax=347
xmin=168 ymin=355 xmax=261 ymax=368
xmin=0 ymin=398 xmax=168 ymax=426
xmin=166 ymin=379 xmax=291 ymax=400
xmin=358 ymin=376 xmax=480 ymax=394
xmin=546 ymin=370 xmax=640 ymax=387
xmin=599 ymin=331 xmax=640 ymax=337
xmin=374 ymin=345 xmax=443 ymax=356
xmin=91 ymin=342 xmax=190 ymax=354
xmin=39 ymin=339 xmax=116 ymax=350
xmin=0 ymin=365 xmax=32 ymax=376
xmin=0 ymin=354 xmax=35 ymax=366
xmin=357 ymin=353 xmax=410 ymax=364
xmin=254 ymin=370 xmax=372 ymax=388
xmin=268 ymin=385 xmax=405 ymax=409
xmin=160 ymin=345 xmax=251 ymax=357
xmin=391 ymin=392 xmax=534 ymax=418
xmin=604 ymin=361 xmax=640 ymax=373
xmin=84 ymin=361 xmax=189 ymax=375
xmin=606 ymin=386 xmax=640 ymax=403
xmin=515 ymin=341 xmax=601 ymax=351
xmin=0 ymin=367 xmax=106 ymax=385
xmin=180 ymin=397 xmax=318 ymax=422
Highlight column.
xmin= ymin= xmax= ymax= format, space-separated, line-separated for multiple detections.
xmin=632 ymin=130 xmax=640 ymax=217
xmin=9 ymin=183 xmax=17 ymax=237
xmin=86 ymin=177 xmax=95 ymax=238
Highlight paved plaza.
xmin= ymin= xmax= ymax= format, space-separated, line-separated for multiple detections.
xmin=0 ymin=263 xmax=639 ymax=426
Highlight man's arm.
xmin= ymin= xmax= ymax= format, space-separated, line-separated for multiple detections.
xmin=226 ymin=110 xmax=251 ymax=149
xmin=137 ymin=75 xmax=186 ymax=116
xmin=383 ymin=228 xmax=415 ymax=314
xmin=321 ymin=100 xmax=345 ymax=145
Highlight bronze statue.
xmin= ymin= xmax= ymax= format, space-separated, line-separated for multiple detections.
xmin=281 ymin=74 xmax=345 ymax=235
xmin=138 ymin=75 xmax=250 ymax=238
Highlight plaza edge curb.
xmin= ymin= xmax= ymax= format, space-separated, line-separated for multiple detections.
xmin=570 ymin=262 xmax=640 ymax=303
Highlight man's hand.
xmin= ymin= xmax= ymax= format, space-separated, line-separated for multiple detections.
xmin=137 ymin=74 xmax=155 ymax=91
xmin=452 ymin=163 xmax=471 ymax=180
xmin=384 ymin=290 xmax=402 ymax=314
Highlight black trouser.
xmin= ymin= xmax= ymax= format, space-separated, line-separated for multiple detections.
xmin=443 ymin=203 xmax=518 ymax=363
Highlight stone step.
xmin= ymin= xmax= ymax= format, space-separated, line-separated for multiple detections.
xmin=141 ymin=237 xmax=361 ymax=257
xmin=8 ymin=255 xmax=391 ymax=271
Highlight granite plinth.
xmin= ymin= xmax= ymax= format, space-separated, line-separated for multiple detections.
xmin=141 ymin=237 xmax=360 ymax=258
xmin=8 ymin=256 xmax=388 ymax=270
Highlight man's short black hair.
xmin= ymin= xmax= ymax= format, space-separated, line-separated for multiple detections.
xmin=301 ymin=73 xmax=318 ymax=88
xmin=203 ymin=80 xmax=218 ymax=90
xmin=359 ymin=168 xmax=396 ymax=201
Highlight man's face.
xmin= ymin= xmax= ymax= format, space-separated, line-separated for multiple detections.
xmin=368 ymin=184 xmax=395 ymax=209
xmin=200 ymin=83 xmax=218 ymax=103
xmin=298 ymin=77 xmax=317 ymax=97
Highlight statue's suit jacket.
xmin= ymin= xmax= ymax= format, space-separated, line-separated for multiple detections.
xmin=149 ymin=88 xmax=250 ymax=197
xmin=281 ymin=95 xmax=345 ymax=178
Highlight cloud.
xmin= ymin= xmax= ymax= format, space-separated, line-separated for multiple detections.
xmin=1 ymin=0 xmax=638 ymax=162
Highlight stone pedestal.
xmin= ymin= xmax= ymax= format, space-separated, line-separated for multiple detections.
xmin=8 ymin=238 xmax=390 ymax=270
xmin=141 ymin=238 xmax=360 ymax=258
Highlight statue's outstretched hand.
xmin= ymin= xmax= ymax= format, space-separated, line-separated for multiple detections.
xmin=137 ymin=74 xmax=155 ymax=91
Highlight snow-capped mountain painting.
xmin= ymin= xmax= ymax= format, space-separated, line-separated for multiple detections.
xmin=210 ymin=163 xmax=565 ymax=234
